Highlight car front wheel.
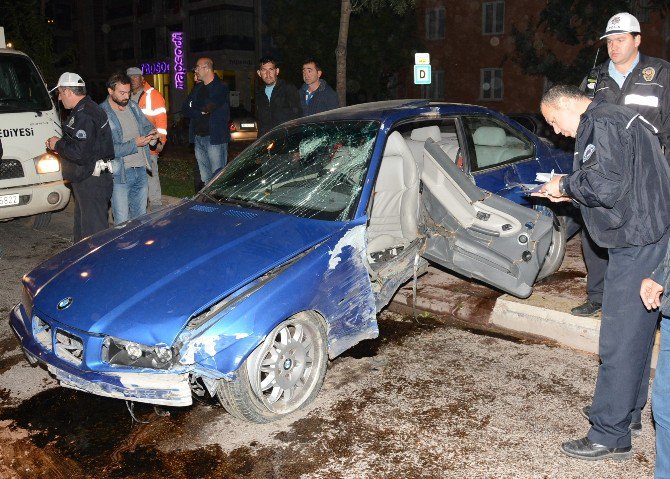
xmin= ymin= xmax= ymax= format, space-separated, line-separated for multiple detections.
xmin=217 ymin=311 xmax=328 ymax=423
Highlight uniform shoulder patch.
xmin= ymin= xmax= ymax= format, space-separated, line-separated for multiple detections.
xmin=642 ymin=67 xmax=656 ymax=82
xmin=583 ymin=144 xmax=596 ymax=162
xmin=75 ymin=129 xmax=87 ymax=139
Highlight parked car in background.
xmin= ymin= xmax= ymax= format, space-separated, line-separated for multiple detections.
xmin=508 ymin=112 xmax=575 ymax=152
xmin=229 ymin=107 xmax=258 ymax=142
xmin=11 ymin=100 xmax=576 ymax=424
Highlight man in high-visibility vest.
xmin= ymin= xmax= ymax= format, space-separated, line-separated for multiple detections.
xmin=127 ymin=67 xmax=168 ymax=211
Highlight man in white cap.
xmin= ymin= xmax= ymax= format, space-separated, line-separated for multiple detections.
xmin=127 ymin=67 xmax=168 ymax=211
xmin=45 ymin=72 xmax=115 ymax=242
xmin=574 ymin=11 xmax=670 ymax=447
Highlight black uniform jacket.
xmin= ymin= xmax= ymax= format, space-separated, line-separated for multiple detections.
xmin=55 ymin=96 xmax=115 ymax=183
xmin=563 ymin=99 xmax=670 ymax=249
xmin=593 ymin=54 xmax=670 ymax=155
xmin=255 ymin=78 xmax=302 ymax=136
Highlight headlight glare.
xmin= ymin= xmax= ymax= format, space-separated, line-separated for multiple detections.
xmin=33 ymin=153 xmax=61 ymax=174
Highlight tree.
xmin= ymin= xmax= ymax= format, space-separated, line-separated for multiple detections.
xmin=0 ymin=0 xmax=56 ymax=83
xmin=336 ymin=0 xmax=415 ymax=106
xmin=512 ymin=0 xmax=669 ymax=85
xmin=266 ymin=0 xmax=418 ymax=106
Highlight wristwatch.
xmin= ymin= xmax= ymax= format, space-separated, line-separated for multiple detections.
xmin=558 ymin=176 xmax=567 ymax=196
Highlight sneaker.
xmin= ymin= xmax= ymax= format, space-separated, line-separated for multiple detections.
xmin=560 ymin=436 xmax=632 ymax=461
xmin=581 ymin=405 xmax=642 ymax=436
xmin=571 ymin=301 xmax=602 ymax=317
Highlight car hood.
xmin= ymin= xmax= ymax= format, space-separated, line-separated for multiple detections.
xmin=28 ymin=201 xmax=344 ymax=345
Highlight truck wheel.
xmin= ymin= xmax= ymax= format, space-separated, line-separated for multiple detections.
xmin=32 ymin=212 xmax=52 ymax=230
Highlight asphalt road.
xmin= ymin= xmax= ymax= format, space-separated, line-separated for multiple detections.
xmin=0 ymin=205 xmax=658 ymax=478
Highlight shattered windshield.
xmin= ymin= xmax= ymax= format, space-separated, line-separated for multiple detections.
xmin=0 ymin=54 xmax=52 ymax=112
xmin=197 ymin=120 xmax=379 ymax=221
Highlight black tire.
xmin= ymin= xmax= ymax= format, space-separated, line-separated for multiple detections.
xmin=216 ymin=311 xmax=328 ymax=423
xmin=32 ymin=212 xmax=52 ymax=230
xmin=536 ymin=211 xmax=567 ymax=280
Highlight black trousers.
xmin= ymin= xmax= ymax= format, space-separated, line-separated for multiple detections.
xmin=587 ymin=230 xmax=668 ymax=448
xmin=71 ymin=173 xmax=113 ymax=242
xmin=582 ymin=227 xmax=608 ymax=304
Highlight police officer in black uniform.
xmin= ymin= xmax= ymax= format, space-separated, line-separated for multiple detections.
xmin=46 ymin=73 xmax=115 ymax=242
xmin=576 ymin=11 xmax=670 ymax=444
xmin=579 ymin=12 xmax=670 ymax=318
xmin=538 ymin=84 xmax=670 ymax=460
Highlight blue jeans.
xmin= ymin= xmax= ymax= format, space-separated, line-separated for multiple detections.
xmin=194 ymin=135 xmax=228 ymax=184
xmin=111 ymin=166 xmax=148 ymax=225
xmin=654 ymin=318 xmax=670 ymax=478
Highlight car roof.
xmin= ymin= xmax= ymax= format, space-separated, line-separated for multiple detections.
xmin=289 ymin=99 xmax=503 ymax=125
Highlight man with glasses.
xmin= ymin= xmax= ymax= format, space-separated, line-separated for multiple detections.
xmin=182 ymin=58 xmax=230 ymax=183
xmin=45 ymin=72 xmax=114 ymax=242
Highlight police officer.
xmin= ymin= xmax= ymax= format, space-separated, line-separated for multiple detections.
xmin=579 ymin=12 xmax=670 ymax=318
xmin=46 ymin=73 xmax=115 ymax=242
xmin=537 ymin=85 xmax=670 ymax=460
xmin=575 ymin=11 xmax=670 ymax=443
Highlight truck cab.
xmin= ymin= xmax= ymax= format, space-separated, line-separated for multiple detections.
xmin=0 ymin=27 xmax=70 ymax=227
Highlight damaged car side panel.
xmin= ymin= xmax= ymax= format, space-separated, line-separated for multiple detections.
xmin=178 ymin=221 xmax=378 ymax=378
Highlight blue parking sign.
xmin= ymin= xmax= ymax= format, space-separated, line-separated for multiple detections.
xmin=414 ymin=65 xmax=431 ymax=85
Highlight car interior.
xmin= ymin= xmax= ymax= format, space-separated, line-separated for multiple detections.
xmin=365 ymin=121 xmax=553 ymax=306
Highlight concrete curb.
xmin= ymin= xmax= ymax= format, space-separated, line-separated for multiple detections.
xmin=491 ymin=296 xmax=600 ymax=354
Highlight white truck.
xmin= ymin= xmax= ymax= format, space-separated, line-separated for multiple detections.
xmin=0 ymin=27 xmax=70 ymax=228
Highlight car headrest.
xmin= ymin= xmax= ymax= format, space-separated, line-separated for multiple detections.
xmin=473 ymin=126 xmax=507 ymax=146
xmin=383 ymin=131 xmax=412 ymax=158
xmin=410 ymin=126 xmax=441 ymax=142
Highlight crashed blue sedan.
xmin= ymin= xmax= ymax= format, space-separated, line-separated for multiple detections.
xmin=10 ymin=100 xmax=573 ymax=423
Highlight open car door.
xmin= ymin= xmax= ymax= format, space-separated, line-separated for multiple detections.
xmin=420 ymin=139 xmax=553 ymax=298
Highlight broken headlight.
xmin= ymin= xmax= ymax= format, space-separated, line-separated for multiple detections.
xmin=102 ymin=336 xmax=174 ymax=370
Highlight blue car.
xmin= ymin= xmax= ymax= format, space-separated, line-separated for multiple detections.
xmin=10 ymin=100 xmax=574 ymax=422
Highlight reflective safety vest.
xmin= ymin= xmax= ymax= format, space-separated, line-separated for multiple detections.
xmin=138 ymin=81 xmax=168 ymax=155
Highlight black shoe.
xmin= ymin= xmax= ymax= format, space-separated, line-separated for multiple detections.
xmin=560 ymin=437 xmax=632 ymax=461
xmin=581 ymin=405 xmax=642 ymax=437
xmin=571 ymin=301 xmax=602 ymax=317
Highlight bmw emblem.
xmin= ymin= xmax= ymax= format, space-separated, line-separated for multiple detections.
xmin=57 ymin=297 xmax=73 ymax=310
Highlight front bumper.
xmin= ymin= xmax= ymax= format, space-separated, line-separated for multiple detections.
xmin=0 ymin=180 xmax=71 ymax=220
xmin=9 ymin=304 xmax=193 ymax=407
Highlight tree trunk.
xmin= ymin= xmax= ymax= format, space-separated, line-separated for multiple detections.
xmin=336 ymin=0 xmax=352 ymax=107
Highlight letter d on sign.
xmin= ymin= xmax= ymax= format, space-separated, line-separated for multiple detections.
xmin=414 ymin=65 xmax=432 ymax=85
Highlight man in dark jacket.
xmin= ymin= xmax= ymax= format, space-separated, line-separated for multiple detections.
xmin=45 ymin=72 xmax=115 ymax=242
xmin=300 ymin=58 xmax=339 ymax=116
xmin=256 ymin=57 xmax=301 ymax=136
xmin=537 ymin=85 xmax=670 ymax=461
xmin=577 ymin=12 xmax=670 ymax=319
xmin=182 ymin=58 xmax=230 ymax=184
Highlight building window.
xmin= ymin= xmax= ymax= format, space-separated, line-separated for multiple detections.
xmin=107 ymin=24 xmax=134 ymax=61
xmin=631 ymin=0 xmax=651 ymax=23
xmin=482 ymin=1 xmax=504 ymax=35
xmin=189 ymin=7 xmax=255 ymax=52
xmin=137 ymin=0 xmax=153 ymax=16
xmin=106 ymin=0 xmax=133 ymax=21
xmin=425 ymin=7 xmax=445 ymax=40
xmin=140 ymin=28 xmax=156 ymax=60
xmin=480 ymin=68 xmax=503 ymax=100
xmin=423 ymin=69 xmax=445 ymax=99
